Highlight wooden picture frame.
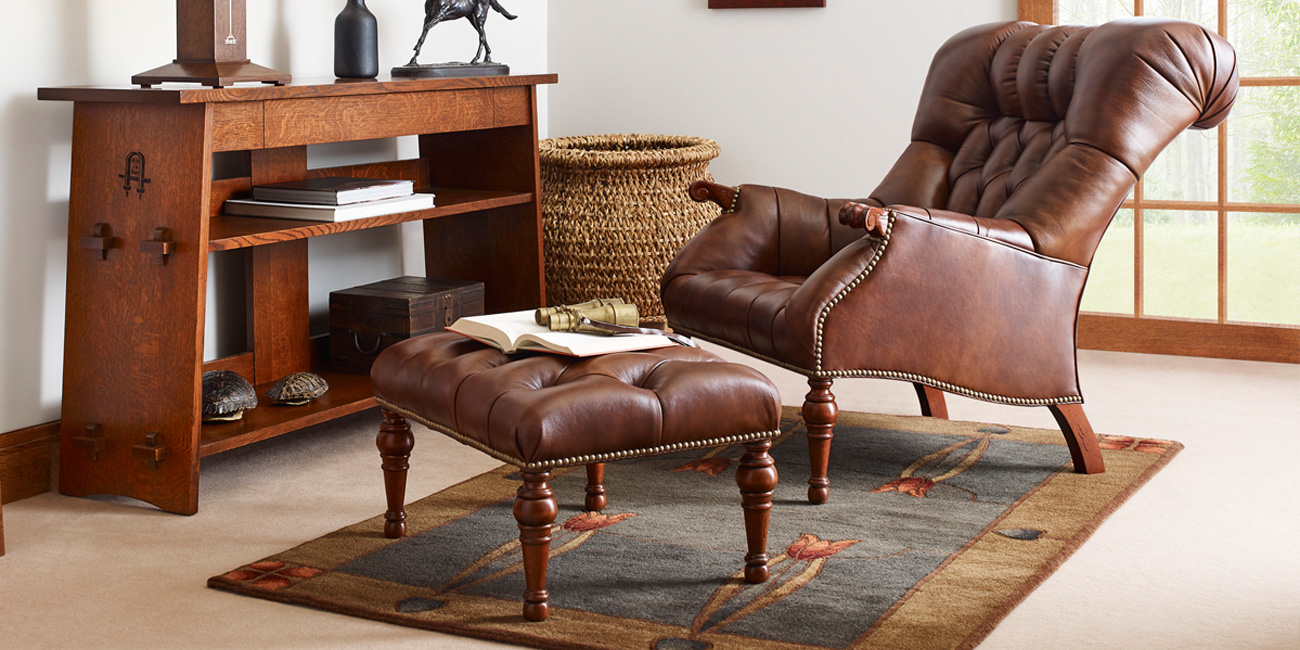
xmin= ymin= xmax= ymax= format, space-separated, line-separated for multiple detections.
xmin=710 ymin=1 xmax=826 ymax=8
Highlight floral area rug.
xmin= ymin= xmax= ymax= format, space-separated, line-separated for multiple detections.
xmin=209 ymin=408 xmax=1179 ymax=650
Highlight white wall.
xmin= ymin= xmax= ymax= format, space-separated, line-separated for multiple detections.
xmin=0 ymin=0 xmax=547 ymax=432
xmin=3 ymin=0 xmax=1018 ymax=433
xmin=548 ymin=0 xmax=1015 ymax=197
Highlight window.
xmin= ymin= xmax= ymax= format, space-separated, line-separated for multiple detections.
xmin=1019 ymin=0 xmax=1299 ymax=363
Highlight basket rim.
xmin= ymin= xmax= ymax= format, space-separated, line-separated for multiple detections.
xmin=540 ymin=134 xmax=720 ymax=169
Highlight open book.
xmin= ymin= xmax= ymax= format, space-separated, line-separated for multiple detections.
xmin=448 ymin=310 xmax=678 ymax=356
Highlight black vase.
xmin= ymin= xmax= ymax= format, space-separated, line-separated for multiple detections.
xmin=335 ymin=0 xmax=378 ymax=79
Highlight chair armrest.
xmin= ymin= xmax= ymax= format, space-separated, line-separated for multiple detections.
xmin=789 ymin=209 xmax=1089 ymax=402
xmin=689 ymin=181 xmax=740 ymax=213
xmin=668 ymin=182 xmax=868 ymax=283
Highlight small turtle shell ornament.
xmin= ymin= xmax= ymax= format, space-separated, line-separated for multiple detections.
xmin=265 ymin=372 xmax=329 ymax=406
xmin=202 ymin=370 xmax=258 ymax=422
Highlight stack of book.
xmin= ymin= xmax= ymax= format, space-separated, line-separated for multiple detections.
xmin=223 ymin=177 xmax=435 ymax=222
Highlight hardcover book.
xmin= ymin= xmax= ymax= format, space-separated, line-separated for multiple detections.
xmin=252 ymin=177 xmax=415 ymax=205
xmin=223 ymin=193 xmax=435 ymax=222
xmin=448 ymin=310 xmax=677 ymax=356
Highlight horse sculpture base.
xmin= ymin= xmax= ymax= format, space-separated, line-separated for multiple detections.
xmin=392 ymin=61 xmax=509 ymax=78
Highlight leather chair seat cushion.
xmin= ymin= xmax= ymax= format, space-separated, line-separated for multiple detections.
xmin=662 ymin=270 xmax=816 ymax=368
xmin=371 ymin=332 xmax=782 ymax=468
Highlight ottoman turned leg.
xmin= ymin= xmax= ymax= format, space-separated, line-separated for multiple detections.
xmin=737 ymin=440 xmax=777 ymax=584
xmin=514 ymin=470 xmax=559 ymax=622
xmin=584 ymin=463 xmax=606 ymax=511
xmin=377 ymin=409 xmax=415 ymax=539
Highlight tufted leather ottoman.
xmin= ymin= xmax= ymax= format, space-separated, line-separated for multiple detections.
xmin=370 ymin=331 xmax=782 ymax=622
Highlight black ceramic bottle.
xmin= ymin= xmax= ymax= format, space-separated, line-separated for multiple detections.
xmin=335 ymin=0 xmax=379 ymax=79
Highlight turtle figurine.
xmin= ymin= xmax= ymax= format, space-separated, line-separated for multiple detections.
xmin=201 ymin=370 xmax=259 ymax=422
xmin=265 ymin=372 xmax=330 ymax=406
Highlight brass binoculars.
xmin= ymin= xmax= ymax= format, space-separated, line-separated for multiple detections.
xmin=535 ymin=299 xmax=639 ymax=335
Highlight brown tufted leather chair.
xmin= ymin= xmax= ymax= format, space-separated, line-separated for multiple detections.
xmin=662 ymin=18 xmax=1238 ymax=504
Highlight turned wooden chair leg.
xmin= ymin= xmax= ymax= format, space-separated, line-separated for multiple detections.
xmin=913 ymin=383 xmax=949 ymax=419
xmin=377 ymin=409 xmax=415 ymax=538
xmin=803 ymin=377 xmax=837 ymax=505
xmin=514 ymin=470 xmax=558 ymax=622
xmin=584 ymin=463 xmax=606 ymax=511
xmin=1048 ymin=403 xmax=1106 ymax=474
xmin=737 ymin=440 xmax=777 ymax=583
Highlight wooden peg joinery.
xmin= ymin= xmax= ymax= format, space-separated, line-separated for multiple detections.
xmin=80 ymin=223 xmax=115 ymax=260
xmin=132 ymin=432 xmax=168 ymax=470
xmin=72 ymin=424 xmax=108 ymax=461
xmin=40 ymin=75 xmax=554 ymax=515
xmin=140 ymin=227 xmax=176 ymax=265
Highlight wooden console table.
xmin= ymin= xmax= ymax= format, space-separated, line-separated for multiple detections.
xmin=39 ymin=74 xmax=557 ymax=515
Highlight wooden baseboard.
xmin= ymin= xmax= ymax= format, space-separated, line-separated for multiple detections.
xmin=1079 ymin=313 xmax=1300 ymax=364
xmin=0 ymin=421 xmax=60 ymax=505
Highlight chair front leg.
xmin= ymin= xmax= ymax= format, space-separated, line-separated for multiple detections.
xmin=1048 ymin=403 xmax=1105 ymax=474
xmin=913 ymin=383 xmax=949 ymax=419
xmin=803 ymin=377 xmax=837 ymax=504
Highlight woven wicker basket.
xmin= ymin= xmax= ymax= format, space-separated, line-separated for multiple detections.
xmin=540 ymin=134 xmax=721 ymax=324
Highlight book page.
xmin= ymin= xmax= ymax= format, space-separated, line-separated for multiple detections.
xmin=515 ymin=331 xmax=674 ymax=356
xmin=450 ymin=310 xmax=676 ymax=356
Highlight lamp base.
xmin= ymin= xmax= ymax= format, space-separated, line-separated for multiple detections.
xmin=391 ymin=62 xmax=509 ymax=79
xmin=133 ymin=60 xmax=291 ymax=88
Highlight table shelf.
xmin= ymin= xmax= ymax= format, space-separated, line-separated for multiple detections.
xmin=199 ymin=370 xmax=376 ymax=458
xmin=208 ymin=189 xmax=534 ymax=251
xmin=42 ymin=75 xmax=554 ymax=514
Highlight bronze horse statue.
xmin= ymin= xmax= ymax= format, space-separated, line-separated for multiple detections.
xmin=408 ymin=0 xmax=517 ymax=66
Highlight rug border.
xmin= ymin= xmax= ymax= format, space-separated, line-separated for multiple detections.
xmin=208 ymin=410 xmax=1183 ymax=650
xmin=207 ymin=574 xmax=616 ymax=650
xmin=953 ymin=438 xmax=1183 ymax=650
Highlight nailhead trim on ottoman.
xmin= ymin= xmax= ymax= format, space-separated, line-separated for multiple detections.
xmin=370 ymin=331 xmax=782 ymax=621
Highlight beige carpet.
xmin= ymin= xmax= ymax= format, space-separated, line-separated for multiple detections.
xmin=1 ymin=347 xmax=1298 ymax=649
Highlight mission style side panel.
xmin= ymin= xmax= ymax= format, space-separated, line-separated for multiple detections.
xmin=59 ymin=102 xmax=211 ymax=515
xmin=420 ymin=86 xmax=545 ymax=310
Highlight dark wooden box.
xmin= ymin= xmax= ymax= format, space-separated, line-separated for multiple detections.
xmin=329 ymin=276 xmax=485 ymax=374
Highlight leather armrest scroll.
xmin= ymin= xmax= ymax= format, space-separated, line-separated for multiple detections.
xmin=689 ymin=180 xmax=739 ymax=212
xmin=838 ymin=202 xmax=890 ymax=237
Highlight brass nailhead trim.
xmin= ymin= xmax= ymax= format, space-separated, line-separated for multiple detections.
xmin=670 ymin=328 xmax=1079 ymax=407
xmin=813 ymin=214 xmax=892 ymax=372
xmin=376 ymin=398 xmax=779 ymax=471
xmin=669 ymin=214 xmax=1082 ymax=409
xmin=723 ymin=185 xmax=742 ymax=214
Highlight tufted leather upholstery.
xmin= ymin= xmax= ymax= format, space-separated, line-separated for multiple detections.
xmin=369 ymin=331 xmax=783 ymax=621
xmin=873 ymin=19 xmax=1237 ymax=265
xmin=665 ymin=18 xmax=1237 ymax=392
xmin=371 ymin=331 xmax=781 ymax=468
xmin=661 ymin=19 xmax=1237 ymax=497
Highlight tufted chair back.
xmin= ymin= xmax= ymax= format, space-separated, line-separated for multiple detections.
xmin=663 ymin=18 xmax=1239 ymax=502
xmin=866 ymin=18 xmax=1237 ymax=266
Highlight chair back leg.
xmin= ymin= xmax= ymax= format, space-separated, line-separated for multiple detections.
xmin=1048 ymin=404 xmax=1106 ymax=474
xmin=913 ymin=383 xmax=949 ymax=419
